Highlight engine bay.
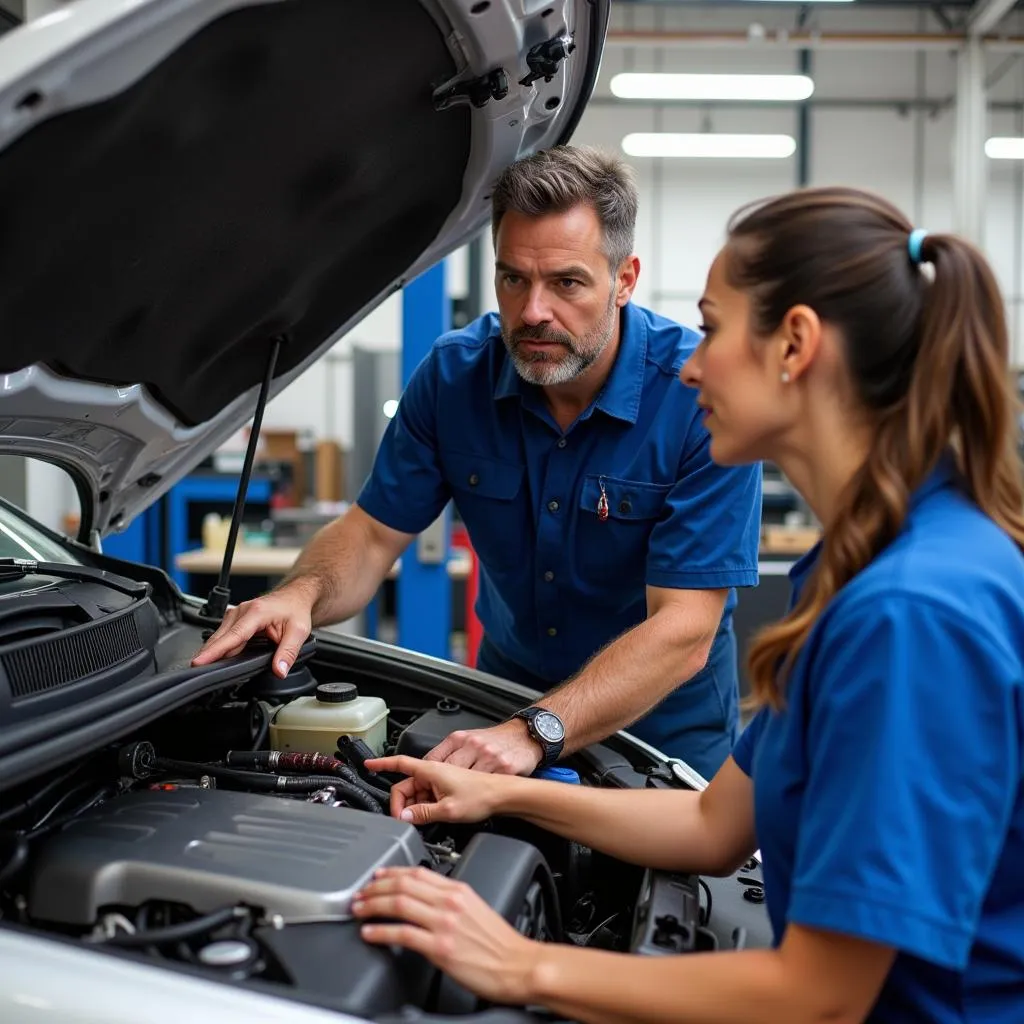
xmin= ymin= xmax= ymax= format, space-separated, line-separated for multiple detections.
xmin=0 ymin=568 xmax=771 ymax=1023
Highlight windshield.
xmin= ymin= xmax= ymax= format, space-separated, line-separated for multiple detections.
xmin=0 ymin=503 xmax=82 ymax=565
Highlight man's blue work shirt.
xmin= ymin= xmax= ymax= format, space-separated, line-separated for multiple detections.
xmin=358 ymin=303 xmax=762 ymax=767
xmin=734 ymin=456 xmax=1024 ymax=1023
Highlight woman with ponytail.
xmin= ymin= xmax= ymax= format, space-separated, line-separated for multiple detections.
xmin=347 ymin=186 xmax=1024 ymax=1024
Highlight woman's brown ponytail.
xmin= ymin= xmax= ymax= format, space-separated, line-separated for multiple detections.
xmin=728 ymin=188 xmax=1024 ymax=710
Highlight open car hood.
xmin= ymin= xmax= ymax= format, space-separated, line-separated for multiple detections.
xmin=0 ymin=0 xmax=608 ymax=538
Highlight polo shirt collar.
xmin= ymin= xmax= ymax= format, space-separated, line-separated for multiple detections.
xmin=493 ymin=304 xmax=647 ymax=425
xmin=493 ymin=343 xmax=521 ymax=401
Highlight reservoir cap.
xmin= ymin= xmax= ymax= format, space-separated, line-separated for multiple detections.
xmin=316 ymin=682 xmax=358 ymax=703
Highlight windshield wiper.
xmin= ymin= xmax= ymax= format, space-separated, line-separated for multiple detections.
xmin=201 ymin=337 xmax=283 ymax=621
xmin=0 ymin=558 xmax=149 ymax=598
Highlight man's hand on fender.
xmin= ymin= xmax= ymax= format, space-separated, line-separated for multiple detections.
xmin=424 ymin=719 xmax=542 ymax=775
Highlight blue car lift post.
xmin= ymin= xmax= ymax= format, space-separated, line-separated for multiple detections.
xmin=396 ymin=261 xmax=451 ymax=660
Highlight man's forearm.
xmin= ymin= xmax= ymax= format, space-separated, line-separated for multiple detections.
xmin=537 ymin=610 xmax=713 ymax=752
xmin=279 ymin=508 xmax=408 ymax=626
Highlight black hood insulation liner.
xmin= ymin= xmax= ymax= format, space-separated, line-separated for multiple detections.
xmin=0 ymin=0 xmax=471 ymax=426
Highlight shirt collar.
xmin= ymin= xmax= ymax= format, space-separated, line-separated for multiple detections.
xmin=493 ymin=344 xmax=521 ymax=401
xmin=493 ymin=304 xmax=647 ymax=425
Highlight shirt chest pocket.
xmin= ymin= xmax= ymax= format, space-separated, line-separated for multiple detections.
xmin=443 ymin=450 xmax=527 ymax=570
xmin=575 ymin=475 xmax=672 ymax=588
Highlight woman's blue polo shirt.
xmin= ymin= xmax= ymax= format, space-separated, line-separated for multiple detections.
xmin=735 ymin=457 xmax=1024 ymax=1023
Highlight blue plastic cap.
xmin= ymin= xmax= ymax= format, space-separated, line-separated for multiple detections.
xmin=532 ymin=765 xmax=580 ymax=784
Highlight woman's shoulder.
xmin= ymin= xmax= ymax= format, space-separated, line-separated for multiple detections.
xmin=828 ymin=489 xmax=1024 ymax=668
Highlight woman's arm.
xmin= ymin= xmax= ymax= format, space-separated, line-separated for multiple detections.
xmin=353 ymin=871 xmax=895 ymax=1024
xmin=366 ymin=754 xmax=756 ymax=877
xmin=528 ymin=923 xmax=894 ymax=1024
xmin=500 ymin=755 xmax=755 ymax=875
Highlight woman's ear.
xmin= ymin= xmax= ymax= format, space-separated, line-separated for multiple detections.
xmin=777 ymin=304 xmax=823 ymax=382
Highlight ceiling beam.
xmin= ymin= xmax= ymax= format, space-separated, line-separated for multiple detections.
xmin=966 ymin=0 xmax=1018 ymax=36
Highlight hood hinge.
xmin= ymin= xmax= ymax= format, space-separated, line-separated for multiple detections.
xmin=433 ymin=67 xmax=509 ymax=111
xmin=520 ymin=34 xmax=575 ymax=87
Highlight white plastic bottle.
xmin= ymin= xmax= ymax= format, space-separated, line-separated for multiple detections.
xmin=268 ymin=682 xmax=389 ymax=756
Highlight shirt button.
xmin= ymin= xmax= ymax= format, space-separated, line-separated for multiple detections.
xmin=618 ymin=499 xmax=632 ymax=514
xmin=468 ymin=473 xmax=480 ymax=487
xmin=543 ymin=570 xmax=555 ymax=582
xmin=556 ymin=438 xmax=567 ymax=449
xmin=547 ymin=499 xmax=560 ymax=513
xmin=547 ymin=627 xmax=558 ymax=637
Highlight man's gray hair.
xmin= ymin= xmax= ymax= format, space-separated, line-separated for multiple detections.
xmin=490 ymin=145 xmax=638 ymax=271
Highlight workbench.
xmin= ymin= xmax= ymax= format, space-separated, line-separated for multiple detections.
xmin=174 ymin=546 xmax=472 ymax=579
xmin=174 ymin=545 xmax=475 ymax=657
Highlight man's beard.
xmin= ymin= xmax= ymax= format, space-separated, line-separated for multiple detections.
xmin=502 ymin=299 xmax=617 ymax=386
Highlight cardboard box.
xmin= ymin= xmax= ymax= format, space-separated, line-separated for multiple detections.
xmin=314 ymin=440 xmax=345 ymax=502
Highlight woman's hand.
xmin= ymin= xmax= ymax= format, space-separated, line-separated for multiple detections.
xmin=353 ymin=866 xmax=541 ymax=1005
xmin=363 ymin=755 xmax=511 ymax=825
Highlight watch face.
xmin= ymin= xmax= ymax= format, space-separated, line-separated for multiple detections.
xmin=534 ymin=711 xmax=565 ymax=743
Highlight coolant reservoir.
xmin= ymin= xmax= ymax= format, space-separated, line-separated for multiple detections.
xmin=268 ymin=682 xmax=388 ymax=756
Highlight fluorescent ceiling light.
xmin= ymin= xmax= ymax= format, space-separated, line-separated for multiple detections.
xmin=985 ymin=137 xmax=1024 ymax=160
xmin=610 ymin=73 xmax=814 ymax=102
xmin=623 ymin=132 xmax=796 ymax=159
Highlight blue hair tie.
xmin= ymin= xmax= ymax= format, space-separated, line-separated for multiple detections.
xmin=908 ymin=228 xmax=928 ymax=264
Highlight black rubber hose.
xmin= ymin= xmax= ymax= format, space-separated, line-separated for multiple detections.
xmin=277 ymin=775 xmax=384 ymax=813
xmin=28 ymin=780 xmax=106 ymax=832
xmin=0 ymin=763 xmax=83 ymax=825
xmin=103 ymin=905 xmax=248 ymax=948
xmin=225 ymin=751 xmax=390 ymax=805
xmin=154 ymin=760 xmax=383 ymax=814
xmin=337 ymin=769 xmax=390 ymax=805
xmin=225 ymin=750 xmax=275 ymax=769
xmin=25 ymin=786 xmax=118 ymax=842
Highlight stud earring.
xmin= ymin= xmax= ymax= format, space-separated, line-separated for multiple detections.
xmin=781 ymin=370 xmax=791 ymax=383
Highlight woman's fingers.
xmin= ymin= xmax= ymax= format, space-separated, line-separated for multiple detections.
xmin=358 ymin=921 xmax=442 ymax=958
xmin=388 ymin=777 xmax=425 ymax=819
xmin=352 ymin=868 xmax=465 ymax=934
xmin=356 ymin=866 xmax=461 ymax=906
xmin=354 ymin=866 xmax=540 ymax=1005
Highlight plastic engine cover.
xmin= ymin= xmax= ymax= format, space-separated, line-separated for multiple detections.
xmin=27 ymin=787 xmax=428 ymax=926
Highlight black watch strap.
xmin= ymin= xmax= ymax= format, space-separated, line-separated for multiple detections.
xmin=513 ymin=706 xmax=565 ymax=768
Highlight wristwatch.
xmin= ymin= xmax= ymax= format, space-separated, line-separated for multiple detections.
xmin=512 ymin=706 xmax=565 ymax=767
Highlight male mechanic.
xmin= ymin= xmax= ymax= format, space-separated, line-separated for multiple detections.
xmin=193 ymin=146 xmax=762 ymax=780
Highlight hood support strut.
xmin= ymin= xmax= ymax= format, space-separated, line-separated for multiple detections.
xmin=200 ymin=338 xmax=283 ymax=621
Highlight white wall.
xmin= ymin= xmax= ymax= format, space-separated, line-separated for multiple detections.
xmin=572 ymin=2 xmax=1024 ymax=356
